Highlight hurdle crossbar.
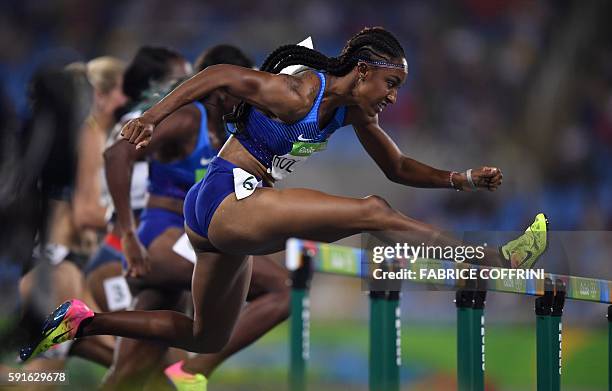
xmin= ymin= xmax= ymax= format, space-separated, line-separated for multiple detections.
xmin=286 ymin=238 xmax=612 ymax=391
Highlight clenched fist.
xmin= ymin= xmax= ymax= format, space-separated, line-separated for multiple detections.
xmin=120 ymin=116 xmax=155 ymax=149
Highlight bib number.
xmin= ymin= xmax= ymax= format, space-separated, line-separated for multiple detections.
xmin=269 ymin=141 xmax=327 ymax=181
xmin=103 ymin=276 xmax=132 ymax=311
xmin=233 ymin=167 xmax=262 ymax=200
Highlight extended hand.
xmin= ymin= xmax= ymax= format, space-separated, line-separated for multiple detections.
xmin=121 ymin=232 xmax=151 ymax=277
xmin=120 ymin=116 xmax=155 ymax=149
xmin=464 ymin=167 xmax=503 ymax=191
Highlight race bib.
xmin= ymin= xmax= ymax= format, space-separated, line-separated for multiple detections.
xmin=269 ymin=141 xmax=327 ymax=181
xmin=233 ymin=167 xmax=262 ymax=200
xmin=103 ymin=276 xmax=132 ymax=311
xmin=130 ymin=161 xmax=149 ymax=210
xmin=172 ymin=233 xmax=196 ymax=264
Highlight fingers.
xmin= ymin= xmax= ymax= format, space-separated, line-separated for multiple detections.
xmin=480 ymin=166 xmax=499 ymax=178
xmin=120 ymin=118 xmax=152 ymax=146
xmin=127 ymin=263 xmax=146 ymax=278
xmin=129 ymin=124 xmax=141 ymax=144
xmin=120 ymin=120 xmax=135 ymax=141
xmin=126 ymin=262 xmax=138 ymax=278
xmin=486 ymin=171 xmax=503 ymax=191
xmin=473 ymin=167 xmax=503 ymax=191
xmin=126 ymin=258 xmax=150 ymax=278
xmin=134 ymin=129 xmax=151 ymax=149
xmin=126 ymin=266 xmax=137 ymax=278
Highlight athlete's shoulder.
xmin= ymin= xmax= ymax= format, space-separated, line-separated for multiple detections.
xmin=263 ymin=71 xmax=320 ymax=120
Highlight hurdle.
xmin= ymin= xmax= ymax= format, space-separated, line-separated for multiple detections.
xmin=285 ymin=238 xmax=612 ymax=391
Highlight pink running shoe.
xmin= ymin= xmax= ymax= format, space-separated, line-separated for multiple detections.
xmin=19 ymin=299 xmax=94 ymax=362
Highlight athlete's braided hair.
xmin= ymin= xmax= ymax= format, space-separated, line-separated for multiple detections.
xmin=225 ymin=27 xmax=405 ymax=133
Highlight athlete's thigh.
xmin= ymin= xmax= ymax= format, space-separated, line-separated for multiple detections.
xmin=190 ymin=250 xmax=251 ymax=344
xmin=85 ymin=262 xmax=123 ymax=313
xmin=208 ymin=187 xmax=373 ymax=254
xmin=138 ymin=227 xmax=194 ymax=290
xmin=19 ymin=262 xmax=84 ymax=309
xmin=51 ymin=262 xmax=86 ymax=302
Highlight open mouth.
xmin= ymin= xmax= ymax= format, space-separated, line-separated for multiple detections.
xmin=376 ymin=102 xmax=387 ymax=113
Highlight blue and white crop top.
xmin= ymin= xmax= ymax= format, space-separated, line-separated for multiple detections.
xmin=148 ymin=102 xmax=217 ymax=199
xmin=234 ymin=71 xmax=346 ymax=180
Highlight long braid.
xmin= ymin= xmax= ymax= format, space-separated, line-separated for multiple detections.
xmin=225 ymin=26 xmax=404 ymax=133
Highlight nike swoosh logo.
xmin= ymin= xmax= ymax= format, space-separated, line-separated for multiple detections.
xmin=200 ymin=157 xmax=213 ymax=166
xmin=52 ymin=329 xmax=73 ymax=344
xmin=297 ymin=134 xmax=314 ymax=142
xmin=531 ymin=236 xmax=540 ymax=251
xmin=518 ymin=250 xmax=534 ymax=267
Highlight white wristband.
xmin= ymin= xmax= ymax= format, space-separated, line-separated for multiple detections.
xmin=465 ymin=169 xmax=477 ymax=191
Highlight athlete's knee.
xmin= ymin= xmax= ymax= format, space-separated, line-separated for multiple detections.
xmin=102 ymin=364 xmax=130 ymax=388
xmin=101 ymin=365 xmax=120 ymax=387
xmin=363 ymin=194 xmax=391 ymax=209
xmin=105 ymin=354 xmax=155 ymax=387
xmin=362 ymin=195 xmax=393 ymax=217
xmin=357 ymin=195 xmax=400 ymax=230
xmin=190 ymin=337 xmax=229 ymax=354
xmin=102 ymin=366 xmax=146 ymax=391
xmin=258 ymin=269 xmax=290 ymax=321
xmin=191 ymin=327 xmax=231 ymax=353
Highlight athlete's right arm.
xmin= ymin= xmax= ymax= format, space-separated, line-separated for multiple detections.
xmin=105 ymin=107 xmax=199 ymax=276
xmin=104 ymin=135 xmax=143 ymax=276
xmin=121 ymin=65 xmax=306 ymax=149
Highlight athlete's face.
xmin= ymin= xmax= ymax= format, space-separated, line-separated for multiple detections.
xmin=167 ymin=59 xmax=193 ymax=80
xmin=150 ymin=59 xmax=193 ymax=95
xmin=355 ymin=57 xmax=407 ymax=116
xmin=96 ymin=76 xmax=127 ymax=116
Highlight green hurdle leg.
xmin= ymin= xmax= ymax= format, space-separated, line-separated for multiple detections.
xmin=290 ymin=288 xmax=308 ymax=391
xmin=370 ymin=291 xmax=386 ymax=391
xmin=471 ymin=291 xmax=486 ymax=391
xmin=550 ymin=280 xmax=566 ymax=391
xmin=549 ymin=315 xmax=562 ymax=391
xmin=456 ymin=290 xmax=475 ymax=391
xmin=536 ymin=310 xmax=552 ymax=391
xmin=608 ymin=305 xmax=611 ymax=391
xmin=536 ymin=278 xmax=554 ymax=391
xmin=289 ymin=255 xmax=312 ymax=391
xmin=382 ymin=291 xmax=401 ymax=391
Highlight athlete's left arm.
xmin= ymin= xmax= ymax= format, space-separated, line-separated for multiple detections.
xmin=72 ymin=120 xmax=108 ymax=229
xmin=347 ymin=106 xmax=503 ymax=191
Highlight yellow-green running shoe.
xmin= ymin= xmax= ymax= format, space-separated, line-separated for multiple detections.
xmin=501 ymin=213 xmax=549 ymax=268
xmin=19 ymin=299 xmax=94 ymax=362
xmin=165 ymin=361 xmax=208 ymax=391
